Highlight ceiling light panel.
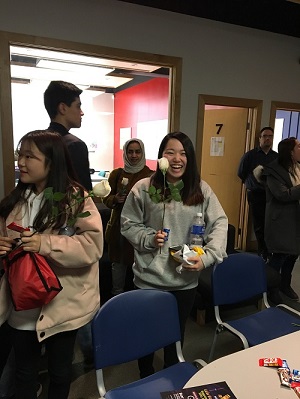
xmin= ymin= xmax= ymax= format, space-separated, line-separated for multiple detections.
xmin=10 ymin=46 xmax=161 ymax=72
xmin=37 ymin=59 xmax=114 ymax=76
xmin=10 ymin=64 xmax=132 ymax=88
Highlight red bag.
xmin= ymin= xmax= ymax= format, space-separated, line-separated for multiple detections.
xmin=3 ymin=247 xmax=63 ymax=311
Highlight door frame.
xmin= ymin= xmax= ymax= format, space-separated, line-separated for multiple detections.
xmin=0 ymin=30 xmax=182 ymax=196
xmin=196 ymin=94 xmax=263 ymax=251
xmin=270 ymin=100 xmax=300 ymax=125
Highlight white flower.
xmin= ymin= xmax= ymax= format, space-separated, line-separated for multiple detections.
xmin=93 ymin=180 xmax=111 ymax=198
xmin=121 ymin=177 xmax=129 ymax=186
xmin=158 ymin=157 xmax=169 ymax=174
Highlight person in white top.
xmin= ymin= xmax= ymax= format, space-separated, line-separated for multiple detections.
xmin=0 ymin=130 xmax=103 ymax=399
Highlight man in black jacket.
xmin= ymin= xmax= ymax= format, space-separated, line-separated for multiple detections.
xmin=238 ymin=127 xmax=278 ymax=262
xmin=44 ymin=81 xmax=94 ymax=368
xmin=44 ymin=80 xmax=92 ymax=191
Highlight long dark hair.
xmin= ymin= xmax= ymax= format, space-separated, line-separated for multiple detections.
xmin=151 ymin=132 xmax=204 ymax=205
xmin=0 ymin=130 xmax=85 ymax=231
xmin=278 ymin=137 xmax=297 ymax=172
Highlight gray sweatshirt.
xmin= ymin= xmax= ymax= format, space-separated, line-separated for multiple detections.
xmin=121 ymin=177 xmax=228 ymax=290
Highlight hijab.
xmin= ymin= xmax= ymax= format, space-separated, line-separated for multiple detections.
xmin=123 ymin=138 xmax=146 ymax=174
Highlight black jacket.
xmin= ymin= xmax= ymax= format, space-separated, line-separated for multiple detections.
xmin=238 ymin=147 xmax=278 ymax=192
xmin=263 ymin=159 xmax=300 ymax=254
xmin=48 ymin=122 xmax=92 ymax=191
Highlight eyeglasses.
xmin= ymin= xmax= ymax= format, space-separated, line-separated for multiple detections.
xmin=261 ymin=135 xmax=274 ymax=139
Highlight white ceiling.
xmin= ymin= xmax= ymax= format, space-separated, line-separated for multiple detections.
xmin=10 ymin=45 xmax=166 ymax=91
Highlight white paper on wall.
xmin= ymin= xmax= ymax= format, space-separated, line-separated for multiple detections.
xmin=120 ymin=127 xmax=132 ymax=149
xmin=137 ymin=119 xmax=168 ymax=160
xmin=210 ymin=137 xmax=224 ymax=156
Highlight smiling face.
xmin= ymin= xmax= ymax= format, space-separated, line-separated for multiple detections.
xmin=17 ymin=140 xmax=50 ymax=193
xmin=162 ymin=138 xmax=187 ymax=183
xmin=126 ymin=141 xmax=143 ymax=165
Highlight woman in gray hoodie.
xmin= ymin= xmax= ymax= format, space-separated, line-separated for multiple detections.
xmin=121 ymin=131 xmax=228 ymax=378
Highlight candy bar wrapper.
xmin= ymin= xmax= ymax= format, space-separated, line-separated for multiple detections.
xmin=278 ymin=368 xmax=291 ymax=388
xmin=7 ymin=222 xmax=30 ymax=233
xmin=259 ymin=357 xmax=283 ymax=367
xmin=294 ymin=386 xmax=300 ymax=398
xmin=174 ymin=244 xmax=199 ymax=274
xmin=282 ymin=359 xmax=290 ymax=370
xmin=291 ymin=382 xmax=300 ymax=388
xmin=292 ymin=370 xmax=300 ymax=383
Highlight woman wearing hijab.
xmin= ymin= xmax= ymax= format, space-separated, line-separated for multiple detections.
xmin=103 ymin=139 xmax=153 ymax=296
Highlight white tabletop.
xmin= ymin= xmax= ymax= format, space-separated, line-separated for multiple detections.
xmin=185 ymin=331 xmax=300 ymax=398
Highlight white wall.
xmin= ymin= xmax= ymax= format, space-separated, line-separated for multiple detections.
xmin=1 ymin=0 xmax=299 ymax=146
xmin=11 ymin=83 xmax=114 ymax=172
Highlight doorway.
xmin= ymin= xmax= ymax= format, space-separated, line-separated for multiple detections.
xmin=270 ymin=101 xmax=300 ymax=150
xmin=196 ymin=95 xmax=263 ymax=251
xmin=0 ymin=31 xmax=182 ymax=196
xmin=9 ymin=45 xmax=171 ymax=182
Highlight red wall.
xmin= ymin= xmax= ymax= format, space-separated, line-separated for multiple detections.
xmin=114 ymin=77 xmax=169 ymax=170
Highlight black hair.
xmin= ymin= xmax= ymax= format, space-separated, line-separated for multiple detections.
xmin=260 ymin=126 xmax=274 ymax=136
xmin=278 ymin=136 xmax=297 ymax=172
xmin=44 ymin=81 xmax=82 ymax=119
xmin=0 ymin=130 xmax=85 ymax=231
xmin=151 ymin=131 xmax=204 ymax=205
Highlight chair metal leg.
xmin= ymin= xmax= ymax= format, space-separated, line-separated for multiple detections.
xmin=208 ymin=325 xmax=222 ymax=362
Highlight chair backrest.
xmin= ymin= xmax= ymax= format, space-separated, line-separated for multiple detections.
xmin=211 ymin=253 xmax=267 ymax=306
xmin=92 ymin=289 xmax=181 ymax=370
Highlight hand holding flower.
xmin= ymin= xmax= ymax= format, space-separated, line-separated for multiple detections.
xmin=119 ymin=177 xmax=129 ymax=196
xmin=144 ymin=157 xmax=184 ymax=253
xmin=114 ymin=192 xmax=127 ymax=204
xmin=155 ymin=230 xmax=167 ymax=248
xmin=121 ymin=177 xmax=129 ymax=187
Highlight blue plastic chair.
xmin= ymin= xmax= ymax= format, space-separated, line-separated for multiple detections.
xmin=208 ymin=253 xmax=300 ymax=362
xmin=92 ymin=289 xmax=206 ymax=399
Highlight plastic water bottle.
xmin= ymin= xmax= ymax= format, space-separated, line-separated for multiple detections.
xmin=189 ymin=212 xmax=205 ymax=248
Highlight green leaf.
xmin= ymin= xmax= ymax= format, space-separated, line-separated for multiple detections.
xmin=148 ymin=185 xmax=156 ymax=195
xmin=172 ymin=192 xmax=182 ymax=202
xmin=53 ymin=192 xmax=65 ymax=201
xmin=77 ymin=211 xmax=91 ymax=219
xmin=44 ymin=187 xmax=54 ymax=199
xmin=40 ymin=187 xmax=94 ymax=231
xmin=145 ymin=180 xmax=184 ymax=205
xmin=151 ymin=195 xmax=161 ymax=204
xmin=176 ymin=180 xmax=184 ymax=191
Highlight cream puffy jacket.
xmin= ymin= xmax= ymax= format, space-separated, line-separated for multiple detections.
xmin=0 ymin=196 xmax=103 ymax=342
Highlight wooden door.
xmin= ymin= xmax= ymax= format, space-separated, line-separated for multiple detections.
xmin=201 ymin=108 xmax=249 ymax=241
